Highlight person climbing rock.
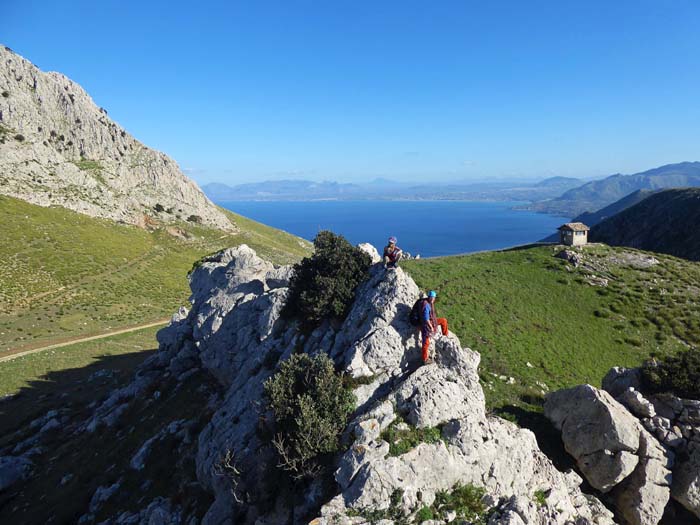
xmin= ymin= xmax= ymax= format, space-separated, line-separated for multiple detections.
xmin=383 ymin=236 xmax=403 ymax=269
xmin=420 ymin=290 xmax=448 ymax=364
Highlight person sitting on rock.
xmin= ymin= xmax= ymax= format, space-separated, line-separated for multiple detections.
xmin=421 ymin=290 xmax=449 ymax=364
xmin=383 ymin=236 xmax=403 ymax=269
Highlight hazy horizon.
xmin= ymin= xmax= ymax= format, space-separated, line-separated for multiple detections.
xmin=4 ymin=1 xmax=700 ymax=186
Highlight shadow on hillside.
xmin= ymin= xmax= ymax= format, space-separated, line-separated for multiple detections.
xmin=0 ymin=349 xmax=218 ymax=525
xmin=501 ymin=242 xmax=557 ymax=253
xmin=0 ymin=349 xmax=155 ymax=441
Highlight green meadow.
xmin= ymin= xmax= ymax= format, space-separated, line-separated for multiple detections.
xmin=0 ymin=195 xmax=311 ymax=356
xmin=403 ymin=244 xmax=700 ymax=414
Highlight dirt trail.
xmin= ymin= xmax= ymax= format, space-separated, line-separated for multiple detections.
xmin=0 ymin=319 xmax=169 ymax=363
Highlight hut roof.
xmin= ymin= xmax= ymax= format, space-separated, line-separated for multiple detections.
xmin=558 ymin=222 xmax=590 ymax=232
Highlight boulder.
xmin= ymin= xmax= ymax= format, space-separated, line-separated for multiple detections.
xmin=357 ymin=243 xmax=381 ymax=264
xmin=611 ymin=433 xmax=672 ymax=525
xmin=0 ymin=455 xmax=32 ymax=492
xmin=617 ymin=388 xmax=656 ymax=419
xmin=602 ymin=367 xmax=642 ymax=398
xmin=545 ymin=385 xmax=672 ymax=525
xmin=544 ymin=385 xmax=641 ymax=491
xmin=671 ymin=442 xmax=700 ymax=519
xmin=554 ymin=249 xmax=582 ymax=267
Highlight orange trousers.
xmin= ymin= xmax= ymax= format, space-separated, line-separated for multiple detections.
xmin=421 ymin=318 xmax=449 ymax=362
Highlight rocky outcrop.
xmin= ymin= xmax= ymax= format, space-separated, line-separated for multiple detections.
xmin=672 ymin=443 xmax=700 ymax=518
xmin=0 ymin=46 xmax=232 ymax=230
xmin=545 ymin=385 xmax=673 ymax=525
xmin=10 ymin=243 xmax=618 ymax=524
xmin=358 ymin=243 xmax=381 ymax=264
xmin=546 ymin=369 xmax=700 ymax=524
xmin=141 ymin=244 xmax=615 ymax=524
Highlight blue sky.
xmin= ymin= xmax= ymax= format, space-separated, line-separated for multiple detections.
xmin=3 ymin=1 xmax=699 ymax=184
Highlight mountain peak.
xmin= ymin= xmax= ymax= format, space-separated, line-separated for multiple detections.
xmin=0 ymin=46 xmax=233 ymax=230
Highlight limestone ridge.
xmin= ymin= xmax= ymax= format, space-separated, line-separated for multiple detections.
xmin=38 ymin=243 xmax=612 ymax=524
xmin=0 ymin=46 xmax=232 ymax=230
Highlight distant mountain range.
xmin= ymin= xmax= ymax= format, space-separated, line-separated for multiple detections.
xmin=203 ymin=176 xmax=583 ymax=202
xmin=202 ymin=180 xmax=363 ymax=200
xmin=590 ymin=188 xmax=700 ymax=261
xmin=525 ymin=162 xmax=700 ymax=217
xmin=539 ymin=189 xmax=659 ymax=242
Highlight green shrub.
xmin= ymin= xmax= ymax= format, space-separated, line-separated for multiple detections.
xmin=187 ymin=214 xmax=202 ymax=223
xmin=415 ymin=506 xmax=434 ymax=521
xmin=641 ymin=350 xmax=700 ymax=399
xmin=73 ymin=158 xmax=103 ymax=171
xmin=263 ymin=353 xmax=355 ymax=479
xmin=14 ymin=134 xmax=25 ymax=142
xmin=380 ymin=416 xmax=444 ymax=456
xmin=432 ymin=483 xmax=487 ymax=521
xmin=534 ymin=489 xmax=547 ymax=507
xmin=282 ymin=230 xmax=371 ymax=332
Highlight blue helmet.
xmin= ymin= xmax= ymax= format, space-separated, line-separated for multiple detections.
xmin=388 ymin=236 xmax=397 ymax=244
xmin=428 ymin=290 xmax=437 ymax=298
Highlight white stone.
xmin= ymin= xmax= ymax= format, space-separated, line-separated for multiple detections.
xmin=357 ymin=243 xmax=381 ymax=264
xmin=545 ymin=385 xmax=672 ymax=525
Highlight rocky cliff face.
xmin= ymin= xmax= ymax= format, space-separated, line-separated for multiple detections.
xmin=0 ymin=46 xmax=232 ymax=230
xmin=0 ymin=244 xmax=622 ymax=524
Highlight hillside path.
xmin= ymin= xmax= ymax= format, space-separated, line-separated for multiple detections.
xmin=0 ymin=319 xmax=169 ymax=363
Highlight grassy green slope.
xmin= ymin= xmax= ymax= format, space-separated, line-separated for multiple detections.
xmin=0 ymin=195 xmax=311 ymax=354
xmin=403 ymin=244 xmax=700 ymax=413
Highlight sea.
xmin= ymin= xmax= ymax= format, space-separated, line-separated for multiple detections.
xmin=219 ymin=200 xmax=566 ymax=258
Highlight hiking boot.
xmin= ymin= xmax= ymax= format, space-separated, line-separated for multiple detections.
xmin=423 ymin=358 xmax=435 ymax=366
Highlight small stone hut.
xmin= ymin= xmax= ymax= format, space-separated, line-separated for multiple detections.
xmin=558 ymin=222 xmax=590 ymax=246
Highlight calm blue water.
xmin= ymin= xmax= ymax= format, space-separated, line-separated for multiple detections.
xmin=220 ymin=200 xmax=565 ymax=258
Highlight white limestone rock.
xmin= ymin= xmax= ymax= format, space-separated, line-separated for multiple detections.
xmin=602 ymin=367 xmax=642 ymax=399
xmin=0 ymin=46 xmax=233 ymax=231
xmin=545 ymin=385 xmax=642 ymax=492
xmin=671 ymin=442 xmax=700 ymax=519
xmin=611 ymin=433 xmax=673 ymax=525
xmin=78 ymin=245 xmax=617 ymax=525
xmin=545 ymin=385 xmax=672 ymax=525
xmin=617 ymin=388 xmax=656 ymax=419
xmin=357 ymin=243 xmax=381 ymax=264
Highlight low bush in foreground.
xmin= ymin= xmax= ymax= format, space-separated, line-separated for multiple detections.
xmin=263 ymin=353 xmax=355 ymax=480
xmin=641 ymin=349 xmax=700 ymax=399
xmin=432 ymin=483 xmax=488 ymax=522
xmin=282 ymin=230 xmax=371 ymax=332
xmin=380 ymin=416 xmax=444 ymax=456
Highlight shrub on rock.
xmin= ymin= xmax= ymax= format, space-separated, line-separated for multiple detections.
xmin=263 ymin=353 xmax=355 ymax=479
xmin=282 ymin=230 xmax=371 ymax=332
xmin=641 ymin=350 xmax=700 ymax=399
